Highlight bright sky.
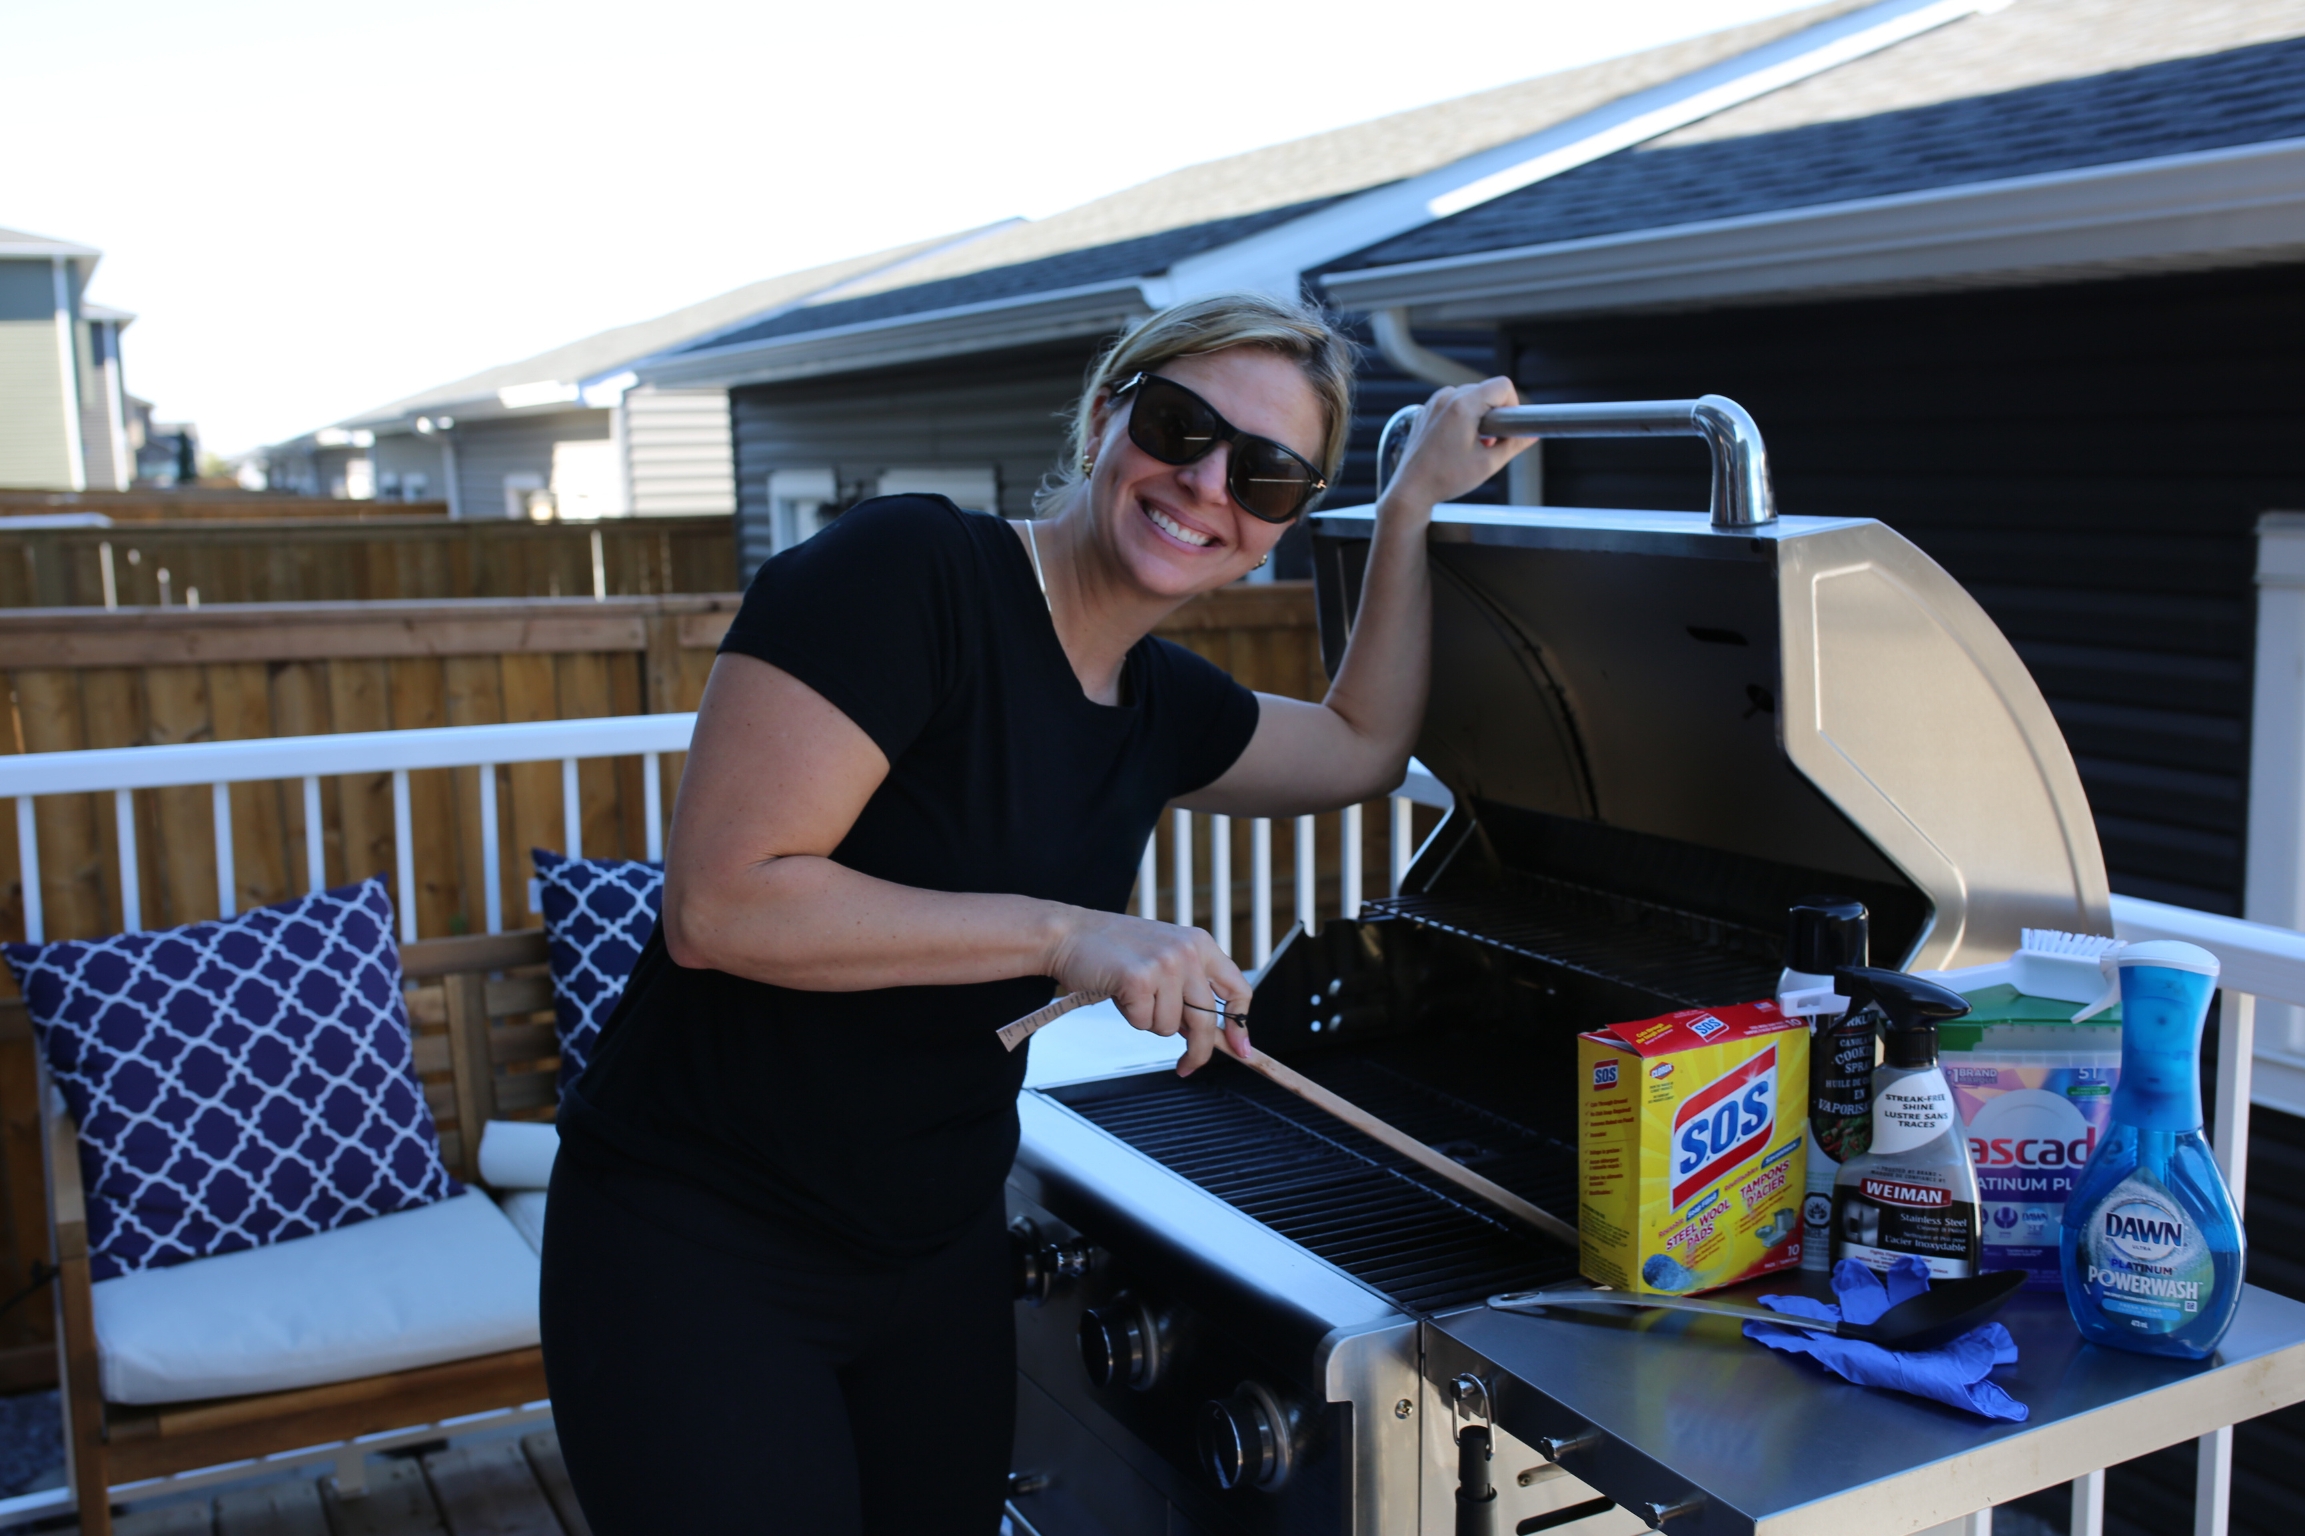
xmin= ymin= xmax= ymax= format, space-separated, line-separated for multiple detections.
xmin=7 ymin=0 xmax=1815 ymax=454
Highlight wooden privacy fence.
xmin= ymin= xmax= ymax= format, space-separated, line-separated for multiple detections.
xmin=0 ymin=490 xmax=445 ymax=522
xmin=0 ymin=581 xmax=1336 ymax=948
xmin=0 ymin=596 xmax=737 ymax=945
xmin=0 ymin=515 xmax=737 ymax=608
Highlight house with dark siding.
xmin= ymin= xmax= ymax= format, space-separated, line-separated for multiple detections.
xmin=1330 ymin=7 xmax=2303 ymax=1532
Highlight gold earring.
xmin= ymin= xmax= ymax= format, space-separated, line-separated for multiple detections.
xmin=1254 ymin=554 xmax=1269 ymax=569
xmin=1079 ymin=455 xmax=1095 ymax=475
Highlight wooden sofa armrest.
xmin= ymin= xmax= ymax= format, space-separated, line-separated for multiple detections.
xmin=40 ymin=1073 xmax=86 ymax=1261
xmin=37 ymin=1062 xmax=111 ymax=1529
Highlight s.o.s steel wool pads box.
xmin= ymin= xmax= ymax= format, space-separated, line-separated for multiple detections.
xmin=1579 ymin=1001 xmax=1810 ymax=1295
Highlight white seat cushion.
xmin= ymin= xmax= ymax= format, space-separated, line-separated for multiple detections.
xmin=499 ymin=1190 xmax=548 ymax=1255
xmin=92 ymin=1191 xmax=541 ymax=1404
xmin=477 ymin=1119 xmax=559 ymax=1190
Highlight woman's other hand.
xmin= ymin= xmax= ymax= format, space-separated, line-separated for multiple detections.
xmin=1380 ymin=376 xmax=1535 ymax=516
xmin=1045 ymin=910 xmax=1251 ymax=1077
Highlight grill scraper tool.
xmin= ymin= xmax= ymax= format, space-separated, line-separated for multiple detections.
xmin=1490 ymin=1268 xmax=2026 ymax=1351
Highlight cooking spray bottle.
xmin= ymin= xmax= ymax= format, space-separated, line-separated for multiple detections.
xmin=1830 ymin=968 xmax=1982 ymax=1278
xmin=1778 ymin=897 xmax=1870 ymax=1273
xmin=2061 ymin=941 xmax=2245 ymax=1359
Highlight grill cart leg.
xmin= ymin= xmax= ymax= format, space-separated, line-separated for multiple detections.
xmin=2196 ymin=1427 xmax=2232 ymax=1536
xmin=2070 ymin=1468 xmax=2104 ymax=1536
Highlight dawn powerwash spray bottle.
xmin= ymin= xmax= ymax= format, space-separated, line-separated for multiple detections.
xmin=2060 ymin=940 xmax=2245 ymax=1359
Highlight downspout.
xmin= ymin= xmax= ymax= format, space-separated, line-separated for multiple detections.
xmin=1371 ymin=308 xmax=1540 ymax=504
xmin=104 ymin=323 xmax=131 ymax=491
xmin=1371 ymin=309 xmax=1481 ymax=387
xmin=51 ymin=258 xmax=86 ymax=492
xmin=441 ymin=429 xmax=462 ymax=519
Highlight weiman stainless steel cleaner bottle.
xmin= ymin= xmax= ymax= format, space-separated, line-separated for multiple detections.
xmin=1830 ymin=968 xmax=1983 ymax=1279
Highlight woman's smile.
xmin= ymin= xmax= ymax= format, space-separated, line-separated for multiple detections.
xmin=1141 ymin=498 xmax=1221 ymax=551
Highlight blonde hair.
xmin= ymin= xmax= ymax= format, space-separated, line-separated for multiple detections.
xmin=1034 ymin=292 xmax=1355 ymax=517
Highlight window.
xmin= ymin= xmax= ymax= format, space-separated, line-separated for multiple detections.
xmin=503 ymin=472 xmax=550 ymax=520
xmin=551 ymin=438 xmax=623 ymax=520
xmin=767 ymin=468 xmax=837 ymax=555
xmin=875 ymin=466 xmax=998 ymax=514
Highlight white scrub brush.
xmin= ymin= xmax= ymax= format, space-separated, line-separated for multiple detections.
xmin=2019 ymin=928 xmax=2124 ymax=958
xmin=2012 ymin=928 xmax=2124 ymax=1005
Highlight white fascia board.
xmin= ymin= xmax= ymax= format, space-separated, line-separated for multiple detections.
xmin=1323 ymin=136 xmax=2305 ymax=323
xmin=1156 ymin=0 xmax=1993 ymax=302
xmin=632 ymin=280 xmax=1154 ymax=390
xmin=344 ymin=393 xmax=608 ymax=434
xmin=0 ymin=235 xmax=100 ymax=260
xmin=579 ymin=369 xmax=638 ymax=407
xmin=496 ymin=379 xmax=583 ymax=410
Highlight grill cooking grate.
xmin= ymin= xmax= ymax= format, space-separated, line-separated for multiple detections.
xmin=1370 ymin=877 xmax=1780 ymax=1008
xmin=1060 ymin=1054 xmax=1579 ymax=1313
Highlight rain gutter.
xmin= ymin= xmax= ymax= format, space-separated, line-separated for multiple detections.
xmin=1324 ymin=135 xmax=2305 ymax=325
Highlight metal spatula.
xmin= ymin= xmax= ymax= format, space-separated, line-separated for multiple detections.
xmin=1489 ymin=1268 xmax=2026 ymax=1352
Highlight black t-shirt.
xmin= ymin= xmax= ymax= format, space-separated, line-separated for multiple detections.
xmin=558 ymin=496 xmax=1260 ymax=1259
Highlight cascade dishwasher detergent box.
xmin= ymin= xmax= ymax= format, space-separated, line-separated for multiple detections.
xmin=1579 ymin=1001 xmax=1808 ymax=1294
xmin=1939 ymin=986 xmax=2121 ymax=1290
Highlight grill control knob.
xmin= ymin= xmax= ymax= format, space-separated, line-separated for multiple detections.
xmin=1079 ymin=1294 xmax=1166 ymax=1391
xmin=1198 ymin=1381 xmax=1297 ymax=1491
xmin=1010 ymin=1220 xmax=1091 ymax=1306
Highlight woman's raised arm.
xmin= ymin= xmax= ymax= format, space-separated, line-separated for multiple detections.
xmin=661 ymin=652 xmax=1252 ymax=1070
xmin=1183 ymin=377 xmax=1532 ymax=818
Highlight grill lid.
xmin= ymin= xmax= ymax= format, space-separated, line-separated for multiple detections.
xmin=1312 ymin=402 xmax=2107 ymax=971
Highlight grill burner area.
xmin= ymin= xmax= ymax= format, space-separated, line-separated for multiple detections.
xmin=1055 ymin=1038 xmax=1581 ymax=1313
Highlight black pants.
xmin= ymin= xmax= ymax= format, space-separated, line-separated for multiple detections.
xmin=538 ymin=1152 xmax=1015 ymax=1534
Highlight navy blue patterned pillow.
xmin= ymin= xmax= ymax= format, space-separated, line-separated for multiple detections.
xmin=3 ymin=878 xmax=458 ymax=1281
xmin=532 ymin=849 xmax=662 ymax=1093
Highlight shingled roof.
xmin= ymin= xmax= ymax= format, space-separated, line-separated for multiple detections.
xmin=685 ymin=199 xmax=1346 ymax=355
xmin=1326 ymin=21 xmax=2305 ymax=275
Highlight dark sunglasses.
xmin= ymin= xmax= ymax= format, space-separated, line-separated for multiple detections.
xmin=1111 ymin=373 xmax=1327 ymax=523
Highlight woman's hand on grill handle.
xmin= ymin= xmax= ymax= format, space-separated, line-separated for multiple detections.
xmin=1379 ymin=376 xmax=1534 ymax=515
xmin=1044 ymin=910 xmax=1250 ymax=1076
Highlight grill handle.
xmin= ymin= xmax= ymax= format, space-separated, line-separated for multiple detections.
xmin=1374 ymin=394 xmax=1777 ymax=528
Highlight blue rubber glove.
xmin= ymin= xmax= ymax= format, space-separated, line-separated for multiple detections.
xmin=1742 ymin=1258 xmax=2028 ymax=1422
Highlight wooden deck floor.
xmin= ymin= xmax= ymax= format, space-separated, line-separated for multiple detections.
xmin=100 ymin=1433 xmax=588 ymax=1536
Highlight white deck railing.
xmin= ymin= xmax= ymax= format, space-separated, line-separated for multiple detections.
xmin=0 ymin=716 xmax=2295 ymax=1536
xmin=0 ymin=712 xmax=1451 ymax=960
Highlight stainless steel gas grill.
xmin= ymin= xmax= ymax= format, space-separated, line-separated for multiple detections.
xmin=1004 ymin=399 xmax=2305 ymax=1536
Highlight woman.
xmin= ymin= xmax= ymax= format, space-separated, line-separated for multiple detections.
xmin=539 ymin=293 xmax=1530 ymax=1532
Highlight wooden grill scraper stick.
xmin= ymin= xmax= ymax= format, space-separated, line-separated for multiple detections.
xmin=996 ymin=990 xmax=1103 ymax=1052
xmin=995 ymin=993 xmax=1578 ymax=1248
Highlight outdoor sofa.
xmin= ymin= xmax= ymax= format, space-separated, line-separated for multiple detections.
xmin=26 ymin=919 xmax=567 ymax=1536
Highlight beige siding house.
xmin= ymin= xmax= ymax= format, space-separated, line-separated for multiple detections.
xmin=0 ymin=227 xmax=133 ymax=492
